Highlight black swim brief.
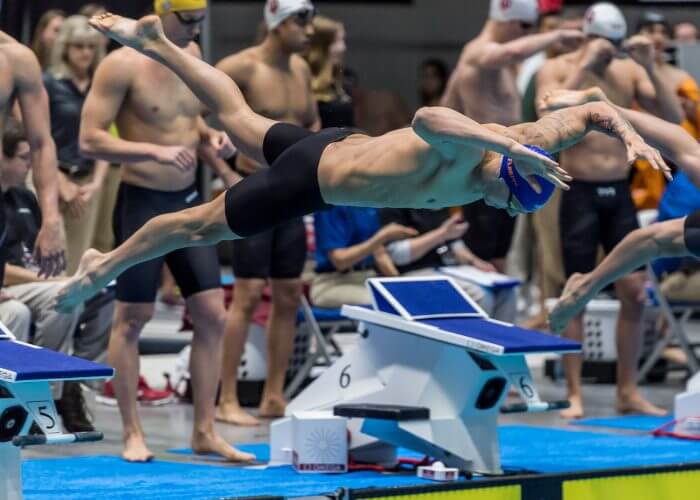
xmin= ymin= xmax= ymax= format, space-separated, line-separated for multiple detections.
xmin=113 ymin=182 xmax=221 ymax=303
xmin=560 ymin=179 xmax=640 ymax=277
xmin=224 ymin=123 xmax=354 ymax=237
xmin=684 ymin=210 xmax=700 ymax=257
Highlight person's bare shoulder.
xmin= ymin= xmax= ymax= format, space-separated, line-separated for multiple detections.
xmin=216 ymin=47 xmax=259 ymax=84
xmin=4 ymin=42 xmax=42 ymax=85
xmin=291 ymin=53 xmax=312 ymax=76
xmin=92 ymin=48 xmax=136 ymax=88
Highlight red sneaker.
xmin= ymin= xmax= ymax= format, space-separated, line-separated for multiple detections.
xmin=96 ymin=377 xmax=176 ymax=407
xmin=137 ymin=376 xmax=176 ymax=406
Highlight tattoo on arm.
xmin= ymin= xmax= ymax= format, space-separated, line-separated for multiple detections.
xmin=589 ymin=111 xmax=634 ymax=143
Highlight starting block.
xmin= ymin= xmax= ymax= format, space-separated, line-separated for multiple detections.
xmin=0 ymin=322 xmax=113 ymax=500
xmin=274 ymin=277 xmax=580 ymax=475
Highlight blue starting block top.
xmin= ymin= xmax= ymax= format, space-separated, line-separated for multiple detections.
xmin=343 ymin=277 xmax=580 ymax=355
xmin=0 ymin=339 xmax=114 ymax=382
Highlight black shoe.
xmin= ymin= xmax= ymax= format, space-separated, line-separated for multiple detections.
xmin=55 ymin=381 xmax=95 ymax=433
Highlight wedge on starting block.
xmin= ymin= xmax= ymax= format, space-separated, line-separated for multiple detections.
xmin=0 ymin=325 xmax=113 ymax=500
xmin=275 ymin=277 xmax=581 ymax=475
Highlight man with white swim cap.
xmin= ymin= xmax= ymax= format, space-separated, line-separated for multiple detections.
xmin=537 ymin=2 xmax=683 ymax=420
xmin=79 ymin=0 xmax=251 ymax=463
xmin=442 ymin=0 xmax=583 ymax=272
xmin=215 ymin=0 xmax=320 ymax=427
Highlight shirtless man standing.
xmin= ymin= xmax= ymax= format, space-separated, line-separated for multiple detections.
xmin=540 ymin=87 xmax=700 ymax=330
xmin=78 ymin=1 xmax=251 ymax=462
xmin=56 ymin=13 xmax=668 ymax=325
xmin=442 ymin=0 xmax=583 ymax=270
xmin=214 ymin=0 xmax=320 ymax=425
xmin=0 ymin=32 xmax=65 ymax=280
xmin=536 ymin=2 xmax=683 ymax=419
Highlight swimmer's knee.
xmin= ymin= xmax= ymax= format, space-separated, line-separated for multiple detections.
xmin=114 ymin=303 xmax=155 ymax=338
xmin=181 ymin=195 xmax=233 ymax=244
xmin=232 ymin=280 xmax=266 ymax=316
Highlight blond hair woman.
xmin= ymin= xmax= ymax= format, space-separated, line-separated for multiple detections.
xmin=44 ymin=16 xmax=109 ymax=273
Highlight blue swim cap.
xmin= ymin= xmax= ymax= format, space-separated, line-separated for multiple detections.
xmin=499 ymin=145 xmax=556 ymax=212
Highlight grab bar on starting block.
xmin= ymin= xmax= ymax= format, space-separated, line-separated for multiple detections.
xmin=12 ymin=431 xmax=103 ymax=447
xmin=500 ymin=400 xmax=570 ymax=414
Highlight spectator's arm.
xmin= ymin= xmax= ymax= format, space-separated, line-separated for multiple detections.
xmin=3 ymin=264 xmax=41 ymax=287
xmin=373 ymin=247 xmax=400 ymax=277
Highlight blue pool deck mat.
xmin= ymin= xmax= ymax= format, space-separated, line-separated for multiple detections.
xmin=0 ymin=337 xmax=113 ymax=382
xmin=344 ymin=277 xmax=580 ymax=356
xmin=24 ymin=425 xmax=700 ymax=499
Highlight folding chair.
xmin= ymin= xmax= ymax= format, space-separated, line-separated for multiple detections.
xmin=638 ymin=266 xmax=700 ymax=382
xmin=284 ymin=295 xmax=362 ymax=399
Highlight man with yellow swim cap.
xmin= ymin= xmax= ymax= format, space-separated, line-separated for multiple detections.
xmin=79 ymin=0 xmax=252 ymax=464
xmin=537 ymin=2 xmax=683 ymax=421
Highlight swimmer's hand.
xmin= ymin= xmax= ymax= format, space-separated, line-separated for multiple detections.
xmin=154 ymin=145 xmax=197 ymax=172
xmin=626 ymin=137 xmax=673 ymax=181
xmin=555 ymin=29 xmax=585 ymax=52
xmin=624 ymin=35 xmax=655 ymax=73
xmin=508 ymin=142 xmax=572 ymax=190
xmin=209 ymin=130 xmax=236 ymax=160
xmin=538 ymin=87 xmax=610 ymax=114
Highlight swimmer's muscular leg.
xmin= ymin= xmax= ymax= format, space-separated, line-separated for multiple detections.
xmin=549 ymin=218 xmax=688 ymax=333
xmin=55 ymin=193 xmax=232 ymax=312
xmin=90 ymin=13 xmax=275 ymax=166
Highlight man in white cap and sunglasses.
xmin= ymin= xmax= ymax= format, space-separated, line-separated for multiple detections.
xmin=215 ymin=0 xmax=320 ymax=427
xmin=441 ymin=0 xmax=583 ymax=273
xmin=537 ymin=2 xmax=683 ymax=420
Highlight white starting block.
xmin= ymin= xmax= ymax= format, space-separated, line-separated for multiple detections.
xmin=0 ymin=322 xmax=113 ymax=500
xmin=676 ymin=371 xmax=700 ymax=423
xmin=273 ymin=277 xmax=580 ymax=475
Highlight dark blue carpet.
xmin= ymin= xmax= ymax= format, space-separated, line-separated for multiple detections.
xmin=23 ymin=425 xmax=700 ymax=498
xmin=574 ymin=415 xmax=674 ymax=432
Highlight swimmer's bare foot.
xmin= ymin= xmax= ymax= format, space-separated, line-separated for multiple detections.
xmin=191 ymin=430 xmax=256 ymax=462
xmin=122 ymin=433 xmax=154 ymax=462
xmin=617 ymin=394 xmax=668 ymax=417
xmin=259 ymin=395 xmax=286 ymax=418
xmin=54 ymin=248 xmax=109 ymax=313
xmin=215 ymin=403 xmax=260 ymax=427
xmin=549 ymin=273 xmax=594 ymax=334
xmin=560 ymin=394 xmax=584 ymax=420
xmin=89 ymin=13 xmax=165 ymax=55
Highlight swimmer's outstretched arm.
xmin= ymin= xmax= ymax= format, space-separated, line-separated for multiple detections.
xmin=412 ymin=106 xmax=570 ymax=187
xmin=540 ymin=87 xmax=700 ymax=187
xmin=508 ymin=101 xmax=671 ymax=178
xmin=549 ymin=218 xmax=688 ymax=332
xmin=89 ymin=13 xmax=275 ymax=166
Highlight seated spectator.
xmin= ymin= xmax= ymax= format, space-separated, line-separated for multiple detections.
xmin=0 ymin=119 xmax=114 ymax=432
xmin=311 ymin=206 xmax=416 ymax=308
xmin=380 ymin=208 xmax=517 ymax=323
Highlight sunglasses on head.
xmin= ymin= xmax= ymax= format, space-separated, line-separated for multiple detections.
xmin=174 ymin=11 xmax=205 ymax=26
xmin=291 ymin=8 xmax=316 ymax=27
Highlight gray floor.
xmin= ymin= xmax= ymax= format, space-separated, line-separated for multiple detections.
xmin=24 ymin=363 xmax=686 ymax=462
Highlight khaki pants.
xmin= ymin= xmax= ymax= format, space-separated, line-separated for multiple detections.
xmin=92 ymin=165 xmax=121 ymax=253
xmin=63 ymin=173 xmax=103 ymax=274
xmin=532 ymin=189 xmax=565 ymax=299
xmin=310 ymin=270 xmax=376 ymax=308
